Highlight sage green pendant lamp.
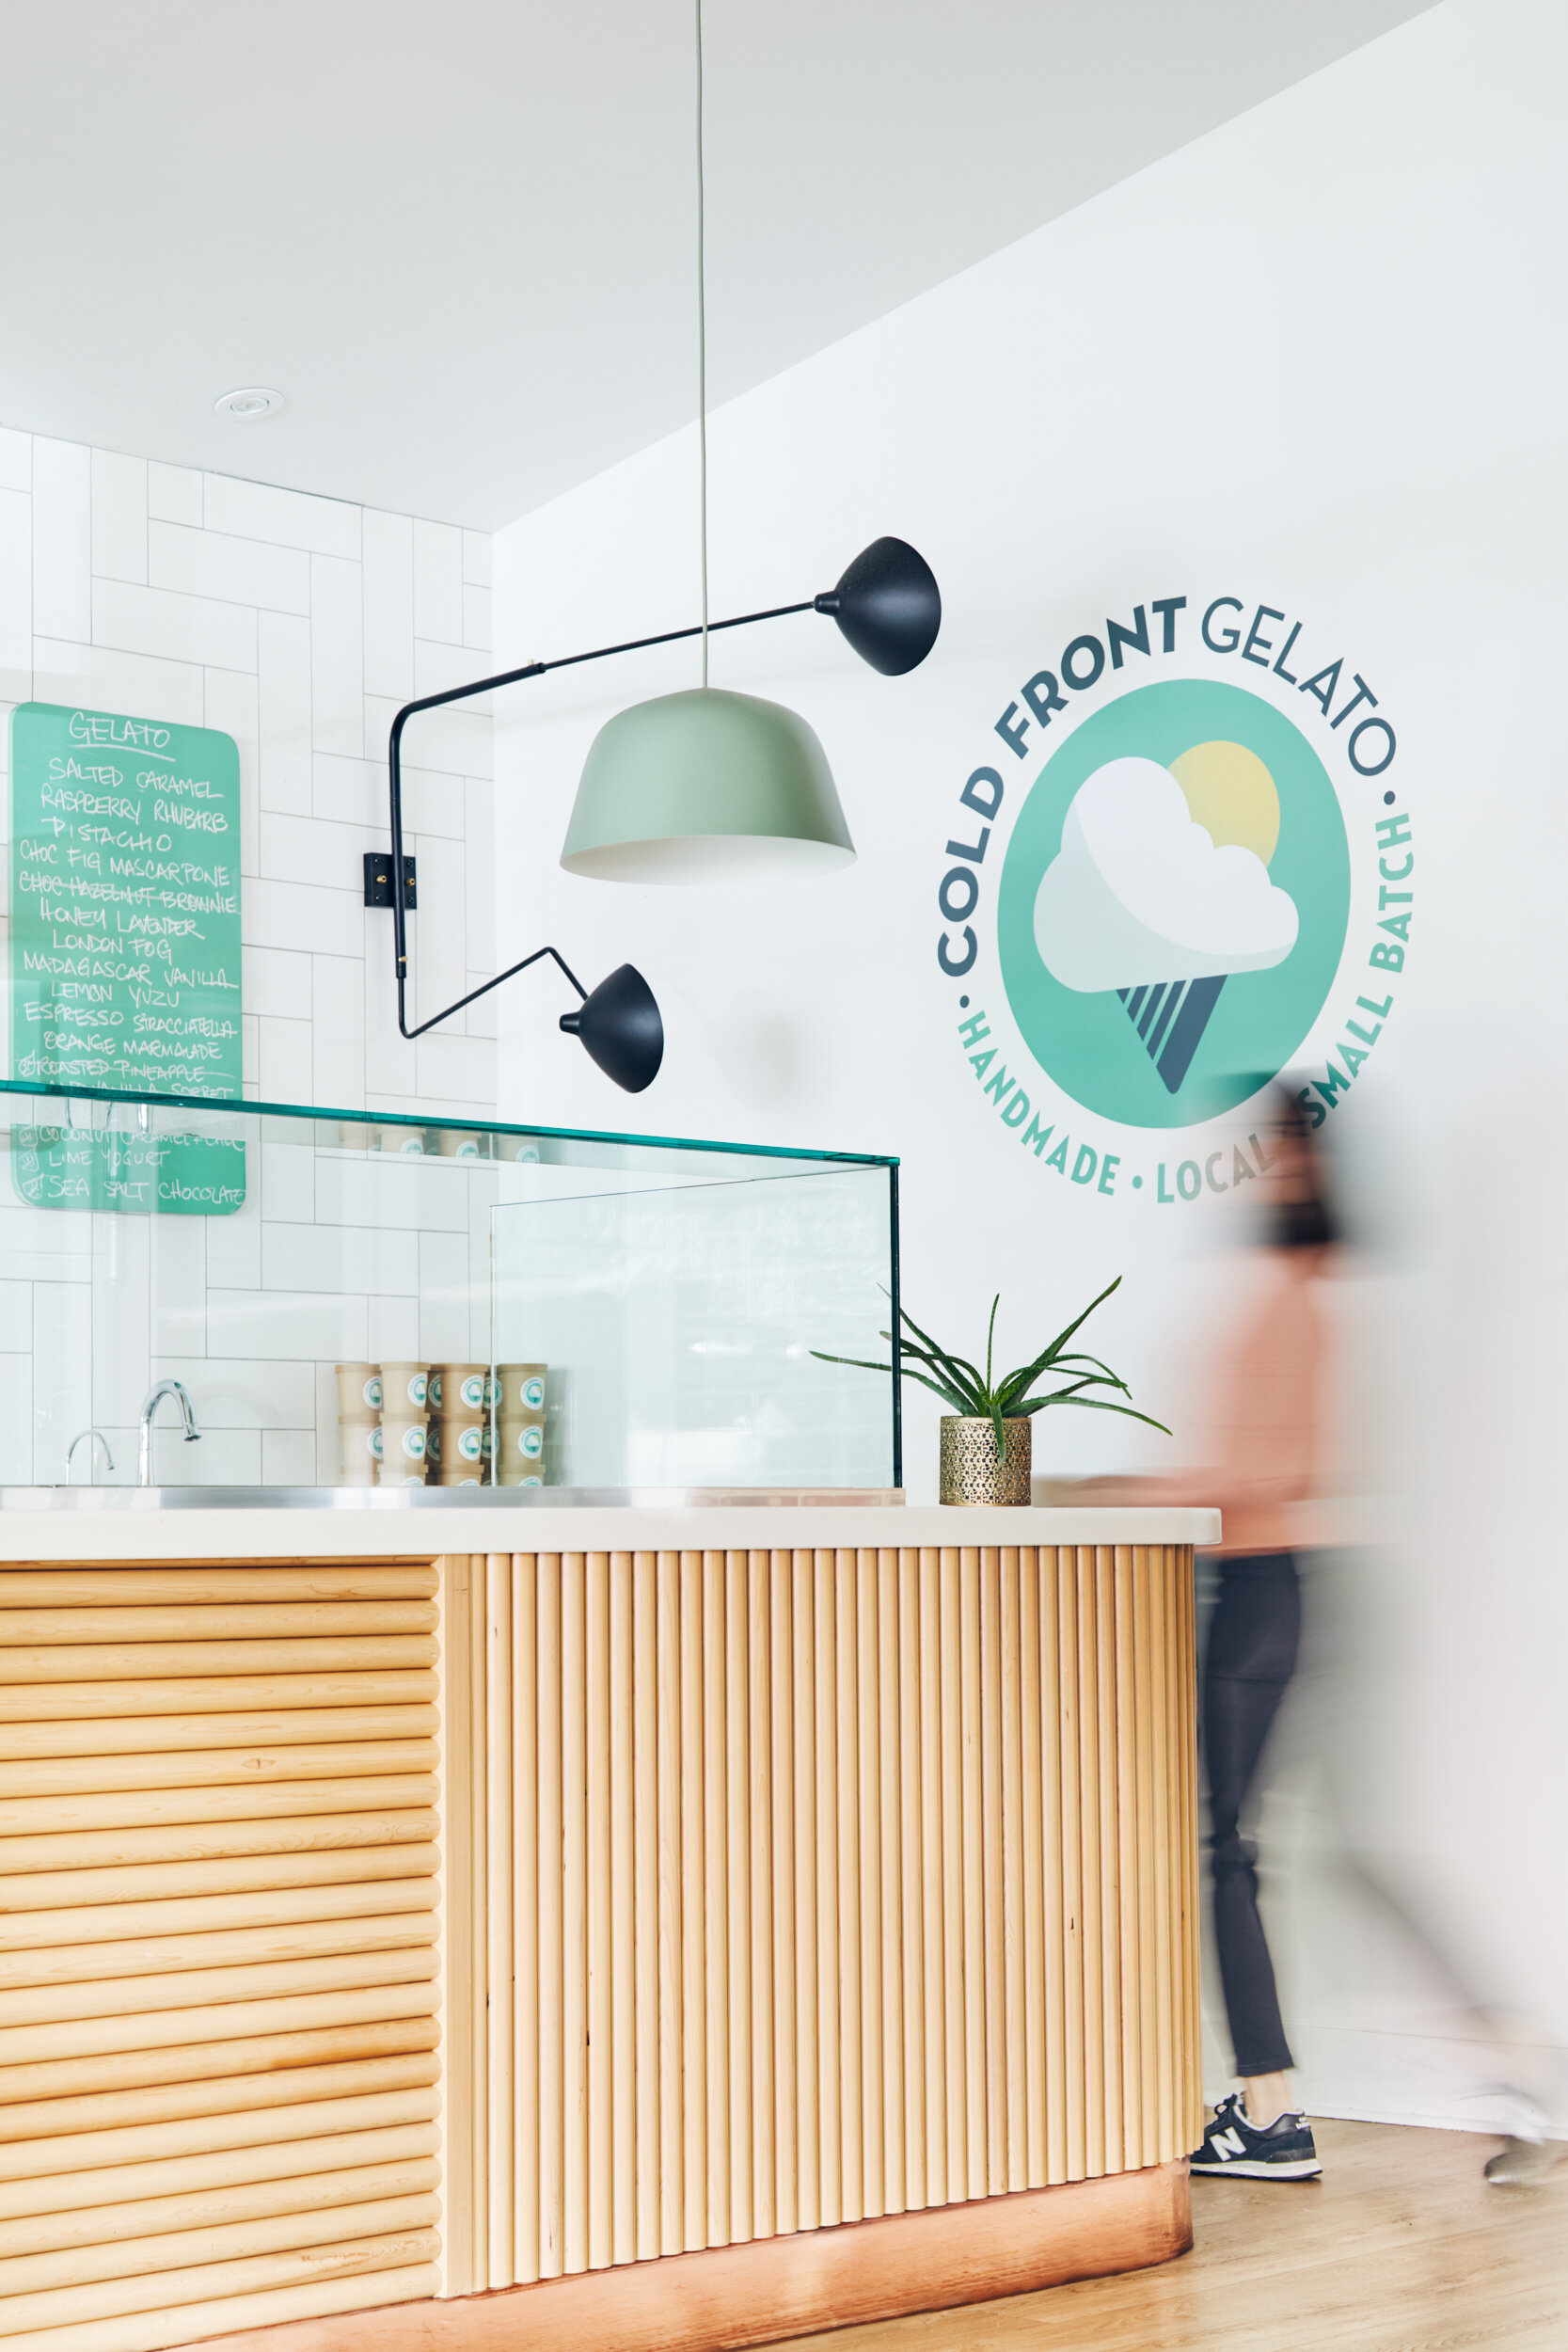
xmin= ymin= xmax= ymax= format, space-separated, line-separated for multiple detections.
xmin=378 ymin=1 xmax=940 ymax=1084
xmin=559 ymin=2 xmax=938 ymax=887
xmin=561 ymin=689 xmax=851 ymax=882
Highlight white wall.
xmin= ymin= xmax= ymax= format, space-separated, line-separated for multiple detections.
xmin=0 ymin=436 xmax=498 ymax=1478
xmin=0 ymin=432 xmax=497 ymax=1115
xmin=491 ymin=0 xmax=1568 ymax=2135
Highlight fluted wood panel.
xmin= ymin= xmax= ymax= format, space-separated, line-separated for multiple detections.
xmin=0 ymin=1562 xmax=442 ymax=2351
xmin=455 ymin=1544 xmax=1197 ymax=2295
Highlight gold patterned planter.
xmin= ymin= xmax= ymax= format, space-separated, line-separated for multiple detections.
xmin=939 ymin=1413 xmax=1032 ymax=1504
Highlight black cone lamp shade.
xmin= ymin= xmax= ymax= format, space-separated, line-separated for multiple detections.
xmin=816 ymin=536 xmax=942 ymax=675
xmin=559 ymin=963 xmax=665 ymax=1093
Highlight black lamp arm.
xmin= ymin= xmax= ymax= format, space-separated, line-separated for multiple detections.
xmin=395 ymin=943 xmax=588 ymax=1046
xmin=386 ymin=596 xmax=813 ymax=1041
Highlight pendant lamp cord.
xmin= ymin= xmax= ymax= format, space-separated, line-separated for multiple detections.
xmin=695 ymin=0 xmax=709 ymax=688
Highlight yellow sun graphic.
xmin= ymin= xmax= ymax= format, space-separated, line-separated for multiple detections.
xmin=1168 ymin=739 xmax=1280 ymax=866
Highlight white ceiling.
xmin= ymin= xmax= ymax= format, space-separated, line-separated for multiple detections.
xmin=0 ymin=0 xmax=1436 ymax=529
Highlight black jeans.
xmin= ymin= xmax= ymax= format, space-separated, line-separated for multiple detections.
xmin=1203 ymin=1552 xmax=1301 ymax=2077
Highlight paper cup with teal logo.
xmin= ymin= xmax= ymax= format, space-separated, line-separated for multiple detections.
xmin=380 ymin=1365 xmax=429 ymax=1412
xmin=336 ymin=1364 xmax=382 ymax=1419
xmin=492 ymin=1363 xmax=546 ymax=1414
xmin=377 ymin=1417 xmax=428 ymax=1486
xmin=432 ymin=1365 xmax=486 ymax=1418
xmin=340 ymin=1422 xmax=379 ymax=1485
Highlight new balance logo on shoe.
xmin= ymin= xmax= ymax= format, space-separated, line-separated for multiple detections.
xmin=1190 ymin=2091 xmax=1323 ymax=2180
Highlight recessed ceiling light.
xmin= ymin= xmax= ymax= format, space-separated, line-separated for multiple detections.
xmin=214 ymin=387 xmax=286 ymax=421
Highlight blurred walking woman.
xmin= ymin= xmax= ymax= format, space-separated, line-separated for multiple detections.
xmin=1186 ymin=1089 xmax=1335 ymax=2182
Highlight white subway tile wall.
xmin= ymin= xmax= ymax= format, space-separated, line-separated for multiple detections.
xmin=0 ymin=435 xmax=499 ymax=1482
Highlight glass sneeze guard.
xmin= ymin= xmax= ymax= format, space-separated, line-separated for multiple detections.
xmin=0 ymin=1080 xmax=900 ymax=1497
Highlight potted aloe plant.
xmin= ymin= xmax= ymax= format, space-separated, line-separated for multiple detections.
xmin=816 ymin=1277 xmax=1168 ymax=1504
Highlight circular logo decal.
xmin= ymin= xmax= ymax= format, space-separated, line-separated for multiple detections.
xmin=456 ymin=1424 xmax=483 ymax=1461
xmin=518 ymin=1424 xmax=544 ymax=1458
xmin=362 ymin=1375 xmax=382 ymax=1410
xmin=997 ymin=679 xmax=1349 ymax=1129
xmin=459 ymin=1373 xmax=486 ymax=1411
xmin=522 ymin=1375 xmax=545 ymax=1410
xmin=401 ymin=1425 xmax=427 ymax=1460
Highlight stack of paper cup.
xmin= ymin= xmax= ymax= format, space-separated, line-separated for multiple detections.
xmin=335 ymin=1363 xmax=382 ymax=1486
xmin=492 ymin=1362 xmax=546 ymax=1486
xmin=377 ymin=1363 xmax=431 ymax=1486
xmin=429 ymin=1362 xmax=488 ymax=1486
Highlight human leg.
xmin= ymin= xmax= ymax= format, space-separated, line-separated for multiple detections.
xmin=1189 ymin=1553 xmax=1320 ymax=2173
xmin=1205 ymin=1552 xmax=1302 ymax=2081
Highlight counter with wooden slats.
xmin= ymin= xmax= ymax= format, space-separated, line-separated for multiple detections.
xmin=426 ymin=1541 xmax=1200 ymax=2350
xmin=0 ymin=1562 xmax=442 ymax=2352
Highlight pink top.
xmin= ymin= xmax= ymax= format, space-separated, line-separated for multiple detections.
xmin=1052 ymin=1248 xmax=1329 ymax=1549
xmin=1193 ymin=1248 xmax=1325 ymax=1555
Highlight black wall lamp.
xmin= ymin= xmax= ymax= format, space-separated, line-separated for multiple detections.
xmin=376 ymin=534 xmax=941 ymax=1093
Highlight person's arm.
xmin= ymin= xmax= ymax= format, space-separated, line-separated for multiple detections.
xmin=1061 ymin=1262 xmax=1324 ymax=1525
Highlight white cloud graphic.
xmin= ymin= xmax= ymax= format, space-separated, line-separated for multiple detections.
xmin=1033 ymin=756 xmax=1299 ymax=994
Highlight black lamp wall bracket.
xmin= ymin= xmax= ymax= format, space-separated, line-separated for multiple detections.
xmin=363 ymin=852 xmax=417 ymax=910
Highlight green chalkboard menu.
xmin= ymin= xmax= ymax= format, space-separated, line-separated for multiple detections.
xmin=8 ymin=701 xmax=243 ymax=1099
xmin=9 ymin=1125 xmax=247 ymax=1216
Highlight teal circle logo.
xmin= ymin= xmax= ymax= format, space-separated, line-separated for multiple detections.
xmin=997 ymin=679 xmax=1350 ymax=1128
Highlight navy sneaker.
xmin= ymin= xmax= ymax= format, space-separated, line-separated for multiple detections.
xmin=1190 ymin=2091 xmax=1322 ymax=2179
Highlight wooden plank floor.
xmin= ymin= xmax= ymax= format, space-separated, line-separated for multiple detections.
xmin=783 ymin=2122 xmax=1568 ymax=2351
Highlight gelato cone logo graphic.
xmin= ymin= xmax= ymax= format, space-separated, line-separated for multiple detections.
xmin=997 ymin=677 xmax=1350 ymax=1129
xmin=1034 ymin=745 xmax=1299 ymax=1094
xmin=939 ymin=595 xmax=1416 ymax=1195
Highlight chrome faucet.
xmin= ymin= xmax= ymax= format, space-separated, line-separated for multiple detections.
xmin=138 ymin=1379 xmax=201 ymax=1486
xmin=66 ymin=1428 xmax=115 ymax=1484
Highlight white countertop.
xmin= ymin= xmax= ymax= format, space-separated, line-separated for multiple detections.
xmin=0 ymin=1502 xmax=1221 ymax=1562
